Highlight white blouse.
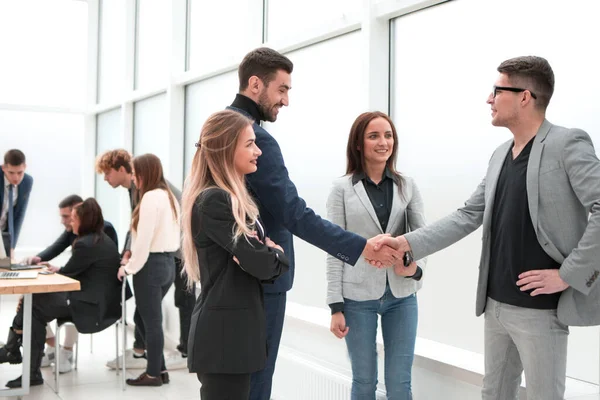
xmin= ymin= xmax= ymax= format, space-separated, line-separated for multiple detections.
xmin=124 ymin=189 xmax=181 ymax=275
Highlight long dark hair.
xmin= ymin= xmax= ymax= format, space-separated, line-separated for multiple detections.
xmin=131 ymin=154 xmax=179 ymax=232
xmin=346 ymin=111 xmax=404 ymax=192
xmin=73 ymin=198 xmax=104 ymax=242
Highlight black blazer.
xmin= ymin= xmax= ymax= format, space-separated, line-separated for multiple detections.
xmin=37 ymin=221 xmax=118 ymax=262
xmin=59 ymin=233 xmax=122 ymax=333
xmin=187 ymin=188 xmax=289 ymax=374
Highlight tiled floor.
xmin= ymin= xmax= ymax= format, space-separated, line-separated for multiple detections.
xmin=0 ymin=294 xmax=199 ymax=400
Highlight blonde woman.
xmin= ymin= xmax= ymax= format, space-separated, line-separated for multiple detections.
xmin=182 ymin=110 xmax=289 ymax=399
xmin=117 ymin=154 xmax=180 ymax=386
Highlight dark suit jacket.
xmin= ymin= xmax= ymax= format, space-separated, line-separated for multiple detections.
xmin=59 ymin=233 xmax=122 ymax=333
xmin=228 ymin=105 xmax=367 ymax=293
xmin=37 ymin=221 xmax=118 ymax=262
xmin=187 ymin=188 xmax=289 ymax=374
xmin=0 ymin=173 xmax=33 ymax=246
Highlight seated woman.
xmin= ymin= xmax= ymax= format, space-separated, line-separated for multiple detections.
xmin=182 ymin=110 xmax=289 ymax=399
xmin=0 ymin=198 xmax=121 ymax=388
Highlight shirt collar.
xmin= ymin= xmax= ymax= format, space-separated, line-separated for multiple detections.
xmin=230 ymin=94 xmax=265 ymax=122
xmin=352 ymin=168 xmax=394 ymax=186
xmin=3 ymin=175 xmax=11 ymax=189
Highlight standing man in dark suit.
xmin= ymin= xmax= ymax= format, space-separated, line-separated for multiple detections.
xmin=228 ymin=48 xmax=397 ymax=400
xmin=1 ymin=149 xmax=33 ymax=258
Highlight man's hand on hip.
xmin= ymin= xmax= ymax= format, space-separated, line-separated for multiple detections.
xmin=516 ymin=269 xmax=569 ymax=296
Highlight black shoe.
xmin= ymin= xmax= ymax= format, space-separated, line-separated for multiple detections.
xmin=5 ymin=372 xmax=44 ymax=388
xmin=0 ymin=347 xmax=22 ymax=365
xmin=176 ymin=344 xmax=187 ymax=358
xmin=126 ymin=372 xmax=162 ymax=387
xmin=161 ymin=372 xmax=170 ymax=384
xmin=0 ymin=328 xmax=23 ymax=365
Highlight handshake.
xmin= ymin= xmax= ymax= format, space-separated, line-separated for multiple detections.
xmin=362 ymin=234 xmax=415 ymax=277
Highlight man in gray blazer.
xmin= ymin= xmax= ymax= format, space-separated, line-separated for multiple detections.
xmin=378 ymin=56 xmax=600 ymax=400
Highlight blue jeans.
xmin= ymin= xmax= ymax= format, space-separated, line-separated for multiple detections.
xmin=344 ymin=286 xmax=418 ymax=400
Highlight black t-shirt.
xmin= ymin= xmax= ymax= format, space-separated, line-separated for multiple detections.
xmin=488 ymin=138 xmax=561 ymax=310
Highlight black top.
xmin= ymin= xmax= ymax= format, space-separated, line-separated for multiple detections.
xmin=187 ymin=188 xmax=289 ymax=374
xmin=231 ymin=93 xmax=264 ymax=122
xmin=329 ymin=169 xmax=421 ymax=315
xmin=59 ymin=233 xmax=122 ymax=333
xmin=352 ymin=169 xmax=395 ymax=232
xmin=488 ymin=139 xmax=561 ymax=310
xmin=37 ymin=221 xmax=118 ymax=262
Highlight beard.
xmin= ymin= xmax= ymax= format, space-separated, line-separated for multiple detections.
xmin=257 ymin=90 xmax=278 ymax=122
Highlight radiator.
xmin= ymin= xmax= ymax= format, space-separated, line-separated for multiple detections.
xmin=272 ymin=347 xmax=387 ymax=400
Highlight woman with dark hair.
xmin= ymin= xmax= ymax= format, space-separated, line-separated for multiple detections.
xmin=182 ymin=110 xmax=289 ymax=399
xmin=326 ymin=112 xmax=427 ymax=399
xmin=0 ymin=198 xmax=121 ymax=388
xmin=117 ymin=153 xmax=180 ymax=386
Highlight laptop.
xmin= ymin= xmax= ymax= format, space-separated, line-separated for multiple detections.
xmin=0 ymin=271 xmax=39 ymax=279
xmin=0 ymin=233 xmax=39 ymax=270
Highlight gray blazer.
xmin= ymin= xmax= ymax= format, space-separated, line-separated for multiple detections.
xmin=405 ymin=120 xmax=600 ymax=326
xmin=326 ymin=174 xmax=427 ymax=304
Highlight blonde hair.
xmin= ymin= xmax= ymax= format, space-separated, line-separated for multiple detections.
xmin=182 ymin=110 xmax=258 ymax=287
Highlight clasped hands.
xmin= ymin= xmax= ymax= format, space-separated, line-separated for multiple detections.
xmin=362 ymin=234 xmax=416 ymax=277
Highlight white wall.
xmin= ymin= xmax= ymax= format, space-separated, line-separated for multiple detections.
xmin=0 ymin=1 xmax=87 ymax=108
xmin=391 ymin=0 xmax=600 ymax=384
xmin=184 ymin=71 xmax=239 ymax=174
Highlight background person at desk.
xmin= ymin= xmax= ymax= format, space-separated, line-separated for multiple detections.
xmin=1 ymin=149 xmax=33 ymax=258
xmin=19 ymin=194 xmax=118 ymax=374
xmin=0 ymin=198 xmax=121 ymax=388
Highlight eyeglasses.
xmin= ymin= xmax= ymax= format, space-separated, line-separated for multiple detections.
xmin=492 ymin=85 xmax=537 ymax=99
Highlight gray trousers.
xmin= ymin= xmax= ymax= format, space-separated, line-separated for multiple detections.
xmin=482 ymin=297 xmax=568 ymax=400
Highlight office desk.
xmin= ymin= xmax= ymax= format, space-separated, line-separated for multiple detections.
xmin=0 ymin=273 xmax=80 ymax=399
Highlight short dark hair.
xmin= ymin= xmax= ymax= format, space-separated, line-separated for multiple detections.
xmin=4 ymin=149 xmax=26 ymax=166
xmin=238 ymin=47 xmax=293 ymax=91
xmin=497 ymin=56 xmax=555 ymax=110
xmin=73 ymin=198 xmax=104 ymax=238
xmin=58 ymin=195 xmax=84 ymax=209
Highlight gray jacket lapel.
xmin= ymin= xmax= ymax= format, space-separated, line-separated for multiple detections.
xmin=386 ymin=182 xmax=402 ymax=234
xmin=353 ymin=182 xmax=383 ymax=233
xmin=483 ymin=141 xmax=512 ymax=231
xmin=527 ymin=119 xmax=553 ymax=234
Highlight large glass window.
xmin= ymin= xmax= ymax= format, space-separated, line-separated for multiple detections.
xmin=187 ymin=0 xmax=262 ymax=73
xmin=263 ymin=32 xmax=364 ymax=309
xmin=0 ymin=1 xmax=87 ymax=108
xmin=135 ymin=0 xmax=170 ymax=90
xmin=391 ymin=0 xmax=600 ymax=383
xmin=184 ymin=72 xmax=239 ymax=174
xmin=98 ymin=0 xmax=127 ymax=103
xmin=133 ymin=94 xmax=168 ymax=165
xmin=0 ymin=110 xmax=84 ymax=250
xmin=95 ymin=108 xmax=129 ymax=246
xmin=267 ymin=0 xmax=360 ymax=43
